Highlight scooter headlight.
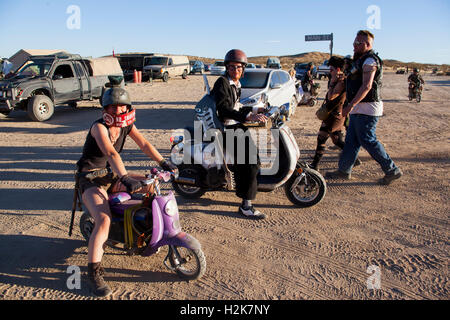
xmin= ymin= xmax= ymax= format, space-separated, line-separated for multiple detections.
xmin=164 ymin=199 xmax=178 ymax=216
xmin=170 ymin=142 xmax=184 ymax=165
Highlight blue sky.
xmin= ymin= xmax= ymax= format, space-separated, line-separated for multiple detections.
xmin=1 ymin=0 xmax=449 ymax=64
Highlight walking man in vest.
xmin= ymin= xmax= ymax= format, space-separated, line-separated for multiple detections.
xmin=326 ymin=30 xmax=403 ymax=185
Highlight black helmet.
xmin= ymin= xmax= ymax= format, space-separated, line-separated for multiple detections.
xmin=101 ymin=76 xmax=131 ymax=107
xmin=413 ymin=68 xmax=419 ymax=73
xmin=224 ymin=49 xmax=248 ymax=66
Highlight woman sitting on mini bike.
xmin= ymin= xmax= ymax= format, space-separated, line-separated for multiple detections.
xmin=76 ymin=76 xmax=177 ymax=297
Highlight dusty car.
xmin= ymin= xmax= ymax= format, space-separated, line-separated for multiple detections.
xmin=295 ymin=62 xmax=317 ymax=80
xmin=190 ymin=60 xmax=205 ymax=74
xmin=210 ymin=61 xmax=226 ymax=75
xmin=266 ymin=57 xmax=281 ymax=69
xmin=316 ymin=60 xmax=330 ymax=79
xmin=239 ymin=68 xmax=298 ymax=118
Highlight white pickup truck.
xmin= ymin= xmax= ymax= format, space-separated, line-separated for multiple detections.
xmin=316 ymin=60 xmax=330 ymax=80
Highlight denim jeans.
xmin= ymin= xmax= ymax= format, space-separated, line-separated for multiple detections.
xmin=339 ymin=114 xmax=398 ymax=174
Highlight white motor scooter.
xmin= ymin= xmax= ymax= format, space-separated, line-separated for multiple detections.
xmin=169 ymin=75 xmax=327 ymax=208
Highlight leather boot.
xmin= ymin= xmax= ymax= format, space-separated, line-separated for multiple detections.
xmin=310 ymin=153 xmax=323 ymax=171
xmin=87 ymin=262 xmax=112 ymax=297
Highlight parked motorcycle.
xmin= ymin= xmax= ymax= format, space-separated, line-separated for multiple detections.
xmin=408 ymin=81 xmax=422 ymax=103
xmin=77 ymin=168 xmax=206 ymax=281
xmin=169 ymin=90 xmax=327 ymax=208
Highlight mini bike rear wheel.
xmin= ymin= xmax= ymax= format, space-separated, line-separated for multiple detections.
xmin=79 ymin=212 xmax=95 ymax=243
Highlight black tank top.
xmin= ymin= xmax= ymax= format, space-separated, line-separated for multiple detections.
xmin=76 ymin=119 xmax=133 ymax=171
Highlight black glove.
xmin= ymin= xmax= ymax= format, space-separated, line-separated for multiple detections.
xmin=120 ymin=174 xmax=143 ymax=193
xmin=159 ymin=159 xmax=178 ymax=176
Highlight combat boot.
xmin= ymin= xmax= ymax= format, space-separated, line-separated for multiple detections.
xmin=87 ymin=262 xmax=112 ymax=298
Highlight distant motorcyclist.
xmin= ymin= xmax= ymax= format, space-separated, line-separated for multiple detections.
xmin=408 ymin=68 xmax=424 ymax=98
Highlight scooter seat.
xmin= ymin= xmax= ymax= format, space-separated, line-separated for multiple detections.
xmin=109 ymin=192 xmax=142 ymax=215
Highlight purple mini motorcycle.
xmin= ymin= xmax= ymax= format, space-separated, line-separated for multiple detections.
xmin=79 ymin=169 xmax=206 ymax=280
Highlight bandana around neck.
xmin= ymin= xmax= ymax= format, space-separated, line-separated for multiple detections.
xmin=103 ymin=108 xmax=136 ymax=127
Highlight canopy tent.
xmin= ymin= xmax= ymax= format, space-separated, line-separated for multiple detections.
xmin=8 ymin=49 xmax=67 ymax=72
xmin=84 ymin=56 xmax=123 ymax=76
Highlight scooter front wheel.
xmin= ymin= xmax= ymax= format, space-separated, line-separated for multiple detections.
xmin=168 ymin=245 xmax=206 ymax=280
xmin=284 ymin=167 xmax=326 ymax=207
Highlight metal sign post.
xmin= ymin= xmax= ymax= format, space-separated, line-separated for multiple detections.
xmin=305 ymin=33 xmax=334 ymax=58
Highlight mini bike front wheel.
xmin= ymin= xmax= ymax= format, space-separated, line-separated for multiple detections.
xmin=168 ymin=245 xmax=206 ymax=280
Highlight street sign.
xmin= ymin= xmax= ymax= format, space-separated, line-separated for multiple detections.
xmin=305 ymin=34 xmax=333 ymax=41
xmin=305 ymin=33 xmax=334 ymax=57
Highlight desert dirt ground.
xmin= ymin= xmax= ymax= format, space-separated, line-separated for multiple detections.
xmin=0 ymin=72 xmax=448 ymax=300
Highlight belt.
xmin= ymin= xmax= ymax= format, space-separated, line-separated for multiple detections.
xmin=76 ymin=167 xmax=112 ymax=181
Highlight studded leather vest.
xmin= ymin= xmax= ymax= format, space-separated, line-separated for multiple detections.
xmin=346 ymin=50 xmax=383 ymax=103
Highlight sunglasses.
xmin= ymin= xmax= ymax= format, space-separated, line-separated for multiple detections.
xmin=227 ymin=65 xmax=243 ymax=71
xmin=353 ymin=40 xmax=366 ymax=46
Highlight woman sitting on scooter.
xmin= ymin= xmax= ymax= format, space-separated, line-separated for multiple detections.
xmin=76 ymin=76 xmax=177 ymax=297
xmin=211 ymin=49 xmax=268 ymax=219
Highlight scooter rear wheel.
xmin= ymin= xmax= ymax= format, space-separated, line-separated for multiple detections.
xmin=172 ymin=165 xmax=206 ymax=198
xmin=284 ymin=167 xmax=326 ymax=207
xmin=168 ymin=245 xmax=206 ymax=280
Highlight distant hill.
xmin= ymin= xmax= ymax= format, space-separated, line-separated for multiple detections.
xmin=187 ymin=52 xmax=448 ymax=73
